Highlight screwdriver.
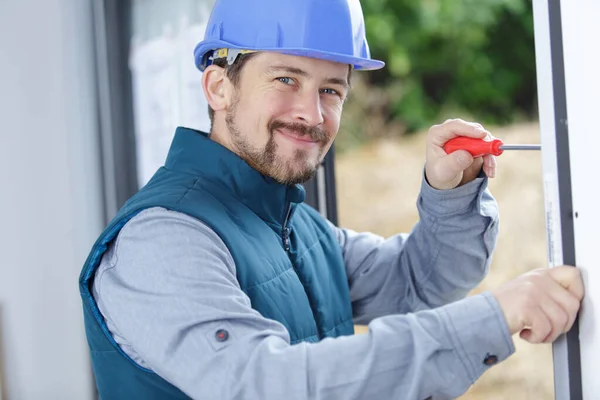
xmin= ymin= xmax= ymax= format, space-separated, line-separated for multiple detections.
xmin=443 ymin=137 xmax=541 ymax=158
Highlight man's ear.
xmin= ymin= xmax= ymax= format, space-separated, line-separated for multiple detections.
xmin=202 ymin=65 xmax=230 ymax=113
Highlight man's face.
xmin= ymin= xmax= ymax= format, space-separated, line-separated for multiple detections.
xmin=223 ymin=52 xmax=350 ymax=185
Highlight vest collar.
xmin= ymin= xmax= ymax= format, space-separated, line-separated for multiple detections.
xmin=164 ymin=127 xmax=306 ymax=226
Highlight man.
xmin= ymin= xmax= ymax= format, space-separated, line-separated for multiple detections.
xmin=79 ymin=0 xmax=584 ymax=399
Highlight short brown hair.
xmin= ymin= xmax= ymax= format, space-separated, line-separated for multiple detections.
xmin=207 ymin=52 xmax=258 ymax=127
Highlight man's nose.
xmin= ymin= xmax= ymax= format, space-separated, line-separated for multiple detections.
xmin=292 ymin=90 xmax=324 ymax=127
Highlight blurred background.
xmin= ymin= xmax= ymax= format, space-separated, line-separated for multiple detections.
xmin=337 ymin=1 xmax=552 ymax=399
xmin=0 ymin=0 xmax=551 ymax=398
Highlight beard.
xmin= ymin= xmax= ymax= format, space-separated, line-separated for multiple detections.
xmin=225 ymin=97 xmax=330 ymax=185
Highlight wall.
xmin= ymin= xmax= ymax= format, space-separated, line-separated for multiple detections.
xmin=0 ymin=0 xmax=101 ymax=398
xmin=561 ymin=1 xmax=600 ymax=398
xmin=534 ymin=0 xmax=600 ymax=398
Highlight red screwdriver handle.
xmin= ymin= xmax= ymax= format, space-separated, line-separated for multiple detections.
xmin=443 ymin=137 xmax=504 ymax=157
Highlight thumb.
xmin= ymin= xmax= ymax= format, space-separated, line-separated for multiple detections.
xmin=549 ymin=266 xmax=584 ymax=300
xmin=427 ymin=149 xmax=475 ymax=189
xmin=445 ymin=149 xmax=474 ymax=173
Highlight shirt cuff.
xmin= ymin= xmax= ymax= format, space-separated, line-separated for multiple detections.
xmin=419 ymin=168 xmax=488 ymax=217
xmin=439 ymin=292 xmax=515 ymax=385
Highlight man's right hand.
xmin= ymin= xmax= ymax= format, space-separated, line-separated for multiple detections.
xmin=492 ymin=266 xmax=584 ymax=343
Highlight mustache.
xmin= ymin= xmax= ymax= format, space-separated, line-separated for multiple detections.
xmin=268 ymin=120 xmax=329 ymax=142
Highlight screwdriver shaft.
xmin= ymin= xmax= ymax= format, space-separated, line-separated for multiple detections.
xmin=499 ymin=144 xmax=542 ymax=151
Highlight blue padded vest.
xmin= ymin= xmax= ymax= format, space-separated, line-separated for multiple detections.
xmin=79 ymin=127 xmax=354 ymax=399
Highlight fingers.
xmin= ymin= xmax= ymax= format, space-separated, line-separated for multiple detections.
xmin=482 ymin=154 xmax=497 ymax=178
xmin=521 ymin=291 xmax=572 ymax=344
xmin=544 ymin=272 xmax=582 ymax=334
xmin=432 ymin=149 xmax=474 ymax=183
xmin=428 ymin=118 xmax=489 ymax=147
xmin=493 ymin=267 xmax=584 ymax=344
xmin=461 ymin=157 xmax=485 ymax=185
xmin=425 ymin=118 xmax=493 ymax=190
xmin=522 ymin=269 xmax=582 ymax=343
xmin=548 ymin=266 xmax=585 ymax=301
xmin=519 ymin=304 xmax=551 ymax=343
xmin=539 ymin=293 xmax=570 ymax=343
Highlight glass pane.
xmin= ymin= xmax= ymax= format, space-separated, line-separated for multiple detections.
xmin=129 ymin=0 xmax=215 ymax=187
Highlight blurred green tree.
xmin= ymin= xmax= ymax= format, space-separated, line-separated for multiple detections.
xmin=338 ymin=0 xmax=536 ymax=151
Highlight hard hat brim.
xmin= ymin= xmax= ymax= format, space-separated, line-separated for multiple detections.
xmin=194 ymin=40 xmax=385 ymax=72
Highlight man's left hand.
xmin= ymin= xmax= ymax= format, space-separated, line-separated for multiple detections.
xmin=425 ymin=118 xmax=497 ymax=190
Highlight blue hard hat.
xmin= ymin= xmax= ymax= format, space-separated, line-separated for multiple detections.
xmin=193 ymin=0 xmax=385 ymax=72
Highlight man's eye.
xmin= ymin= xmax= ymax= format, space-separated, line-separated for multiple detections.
xmin=277 ymin=77 xmax=294 ymax=85
xmin=321 ymin=88 xmax=340 ymax=96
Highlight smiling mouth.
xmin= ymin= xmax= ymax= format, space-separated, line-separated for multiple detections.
xmin=275 ymin=128 xmax=319 ymax=146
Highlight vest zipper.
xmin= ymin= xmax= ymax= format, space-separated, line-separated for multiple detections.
xmin=282 ymin=203 xmax=293 ymax=252
xmin=282 ymin=201 xmax=322 ymax=340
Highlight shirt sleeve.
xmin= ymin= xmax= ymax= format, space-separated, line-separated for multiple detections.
xmin=93 ymin=206 xmax=513 ymax=400
xmin=330 ymin=170 xmax=499 ymax=324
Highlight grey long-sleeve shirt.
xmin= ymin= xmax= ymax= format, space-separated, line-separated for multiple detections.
xmin=92 ymin=174 xmax=515 ymax=399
